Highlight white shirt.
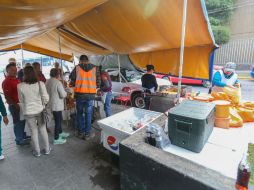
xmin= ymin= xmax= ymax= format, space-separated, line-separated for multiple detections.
xmin=18 ymin=81 xmax=49 ymax=115
xmin=46 ymin=78 xmax=67 ymax=111
xmin=218 ymin=70 xmax=238 ymax=86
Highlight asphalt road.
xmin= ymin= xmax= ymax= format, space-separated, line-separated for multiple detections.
xmin=192 ymin=79 xmax=254 ymax=101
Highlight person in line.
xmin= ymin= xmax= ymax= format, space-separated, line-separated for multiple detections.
xmin=32 ymin=62 xmax=52 ymax=132
xmin=0 ymin=95 xmax=9 ymax=160
xmin=46 ymin=68 xmax=69 ymax=145
xmin=141 ymin=64 xmax=158 ymax=110
xmin=18 ymin=66 xmax=50 ymax=157
xmin=70 ymin=55 xmax=100 ymax=140
xmin=54 ymin=62 xmax=63 ymax=78
xmin=2 ymin=63 xmax=30 ymax=145
xmin=4 ymin=58 xmax=17 ymax=77
xmin=212 ymin=62 xmax=240 ymax=92
xmin=8 ymin=58 xmax=16 ymax=65
xmin=17 ymin=63 xmax=31 ymax=82
xmin=32 ymin=62 xmax=46 ymax=83
xmin=100 ymin=68 xmax=113 ymax=117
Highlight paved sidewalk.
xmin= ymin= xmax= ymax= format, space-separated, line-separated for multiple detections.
xmin=0 ymin=103 xmax=125 ymax=190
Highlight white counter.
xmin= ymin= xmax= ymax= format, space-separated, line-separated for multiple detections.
xmin=164 ymin=122 xmax=254 ymax=179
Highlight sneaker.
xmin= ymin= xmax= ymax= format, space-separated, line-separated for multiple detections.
xmin=84 ymin=133 xmax=95 ymax=141
xmin=78 ymin=133 xmax=86 ymax=140
xmin=32 ymin=151 xmax=41 ymax=157
xmin=16 ymin=140 xmax=30 ymax=146
xmin=54 ymin=138 xmax=66 ymax=145
xmin=0 ymin=155 xmax=5 ymax=160
xmin=43 ymin=147 xmax=52 ymax=155
xmin=59 ymin=132 xmax=70 ymax=139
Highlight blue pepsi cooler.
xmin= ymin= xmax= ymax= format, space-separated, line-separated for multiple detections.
xmin=168 ymin=100 xmax=215 ymax=153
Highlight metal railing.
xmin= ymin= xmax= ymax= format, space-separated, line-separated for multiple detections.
xmin=214 ymin=38 xmax=254 ymax=66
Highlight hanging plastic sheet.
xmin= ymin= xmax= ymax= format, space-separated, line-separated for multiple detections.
xmin=0 ymin=0 xmax=108 ymax=50
xmin=0 ymin=0 xmax=216 ymax=79
xmin=129 ymin=45 xmax=214 ymax=79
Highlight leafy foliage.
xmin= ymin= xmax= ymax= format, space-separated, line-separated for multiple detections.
xmin=205 ymin=0 xmax=236 ymax=44
xmin=211 ymin=26 xmax=230 ymax=45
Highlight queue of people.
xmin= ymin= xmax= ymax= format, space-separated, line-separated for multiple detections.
xmin=0 ymin=55 xmax=113 ymax=159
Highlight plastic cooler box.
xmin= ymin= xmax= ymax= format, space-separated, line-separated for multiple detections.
xmin=168 ymin=100 xmax=215 ymax=153
xmin=98 ymin=108 xmax=162 ymax=155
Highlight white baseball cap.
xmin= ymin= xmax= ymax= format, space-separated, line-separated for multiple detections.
xmin=224 ymin=62 xmax=236 ymax=72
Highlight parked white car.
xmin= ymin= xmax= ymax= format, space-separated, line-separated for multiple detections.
xmin=105 ymin=68 xmax=172 ymax=108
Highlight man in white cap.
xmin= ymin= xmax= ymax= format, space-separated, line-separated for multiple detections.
xmin=212 ymin=62 xmax=239 ymax=92
xmin=8 ymin=58 xmax=16 ymax=65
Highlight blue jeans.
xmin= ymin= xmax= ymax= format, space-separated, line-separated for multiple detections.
xmin=144 ymin=96 xmax=151 ymax=110
xmin=76 ymin=98 xmax=93 ymax=135
xmin=9 ymin=105 xmax=26 ymax=144
xmin=53 ymin=111 xmax=63 ymax=140
xmin=104 ymin=92 xmax=113 ymax=117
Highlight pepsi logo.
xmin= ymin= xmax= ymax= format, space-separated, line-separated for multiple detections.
xmin=107 ymin=136 xmax=118 ymax=151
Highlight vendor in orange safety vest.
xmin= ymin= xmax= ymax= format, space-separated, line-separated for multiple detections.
xmin=69 ymin=55 xmax=100 ymax=140
xmin=212 ymin=62 xmax=240 ymax=92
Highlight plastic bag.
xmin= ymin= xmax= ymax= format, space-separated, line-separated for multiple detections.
xmin=236 ymin=107 xmax=254 ymax=122
xmin=146 ymin=124 xmax=171 ymax=149
xmin=224 ymin=87 xmax=241 ymax=105
xmin=243 ymin=102 xmax=254 ymax=110
xmin=229 ymin=108 xmax=243 ymax=128
xmin=211 ymin=92 xmax=230 ymax=101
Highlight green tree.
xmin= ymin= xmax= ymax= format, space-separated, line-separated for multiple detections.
xmin=205 ymin=0 xmax=235 ymax=44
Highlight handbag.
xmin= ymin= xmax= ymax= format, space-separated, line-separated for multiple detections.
xmin=38 ymin=82 xmax=50 ymax=123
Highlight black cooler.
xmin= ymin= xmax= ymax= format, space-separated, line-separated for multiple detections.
xmin=168 ymin=100 xmax=215 ymax=153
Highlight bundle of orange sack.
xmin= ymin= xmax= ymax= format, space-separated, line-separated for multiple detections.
xmin=211 ymin=90 xmax=254 ymax=128
xmin=211 ymin=87 xmax=241 ymax=105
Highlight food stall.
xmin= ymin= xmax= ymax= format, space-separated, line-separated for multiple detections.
xmin=148 ymin=85 xmax=191 ymax=113
xmin=98 ymin=107 xmax=162 ymax=155
xmin=97 ymin=83 xmax=254 ymax=189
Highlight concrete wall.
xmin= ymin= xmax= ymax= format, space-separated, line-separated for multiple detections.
xmin=120 ymin=127 xmax=235 ymax=190
xmin=214 ymin=0 xmax=254 ymax=67
xmin=230 ymin=0 xmax=254 ymax=40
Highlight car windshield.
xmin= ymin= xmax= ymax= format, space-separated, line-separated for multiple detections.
xmin=120 ymin=69 xmax=142 ymax=82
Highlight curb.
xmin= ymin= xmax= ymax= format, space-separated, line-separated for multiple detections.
xmin=238 ymin=77 xmax=253 ymax=80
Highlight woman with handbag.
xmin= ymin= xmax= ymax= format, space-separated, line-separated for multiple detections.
xmin=17 ymin=66 xmax=50 ymax=157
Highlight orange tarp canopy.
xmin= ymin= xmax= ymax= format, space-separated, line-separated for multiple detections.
xmin=0 ymin=0 xmax=216 ymax=79
xmin=0 ymin=0 xmax=108 ymax=50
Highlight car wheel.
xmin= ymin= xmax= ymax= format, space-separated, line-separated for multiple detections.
xmin=132 ymin=93 xmax=145 ymax=109
xmin=202 ymin=80 xmax=211 ymax=88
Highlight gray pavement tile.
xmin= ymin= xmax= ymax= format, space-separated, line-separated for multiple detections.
xmin=69 ymin=174 xmax=104 ymax=190
xmin=52 ymin=178 xmax=80 ymax=190
xmin=0 ymin=104 xmax=123 ymax=190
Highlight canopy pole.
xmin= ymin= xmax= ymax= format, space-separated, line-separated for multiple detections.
xmin=58 ymin=30 xmax=63 ymax=76
xmin=117 ymin=54 xmax=122 ymax=83
xmin=58 ymin=29 xmax=69 ymax=126
xmin=177 ymin=0 xmax=188 ymax=103
xmin=21 ymin=44 xmax=24 ymax=67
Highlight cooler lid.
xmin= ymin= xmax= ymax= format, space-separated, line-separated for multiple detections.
xmin=169 ymin=100 xmax=215 ymax=120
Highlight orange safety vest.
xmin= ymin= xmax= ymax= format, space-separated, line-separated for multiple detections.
xmin=75 ymin=66 xmax=97 ymax=94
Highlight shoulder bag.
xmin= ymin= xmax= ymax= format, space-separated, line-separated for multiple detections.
xmin=38 ymin=82 xmax=50 ymax=123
